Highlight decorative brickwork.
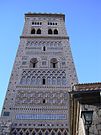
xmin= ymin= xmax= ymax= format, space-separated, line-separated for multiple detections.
xmin=0 ymin=13 xmax=78 ymax=134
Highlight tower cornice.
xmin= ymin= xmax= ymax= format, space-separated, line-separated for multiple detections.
xmin=25 ymin=12 xmax=65 ymax=21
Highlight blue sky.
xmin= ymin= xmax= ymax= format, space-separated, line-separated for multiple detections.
xmin=0 ymin=0 xmax=101 ymax=113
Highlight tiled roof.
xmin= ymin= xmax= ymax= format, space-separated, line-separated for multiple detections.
xmin=73 ymin=82 xmax=101 ymax=91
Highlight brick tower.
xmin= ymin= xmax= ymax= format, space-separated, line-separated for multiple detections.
xmin=0 ymin=13 xmax=78 ymax=135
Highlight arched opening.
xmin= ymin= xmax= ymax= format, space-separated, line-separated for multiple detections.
xmin=31 ymin=28 xmax=35 ymax=34
xmin=50 ymin=58 xmax=58 ymax=68
xmin=43 ymin=99 xmax=45 ymax=103
xmin=30 ymin=58 xmax=38 ymax=68
xmin=54 ymin=29 xmax=58 ymax=34
xmin=37 ymin=29 xmax=41 ymax=34
xmin=43 ymin=46 xmax=46 ymax=51
xmin=48 ymin=29 xmax=52 ymax=34
xmin=42 ymin=78 xmax=46 ymax=85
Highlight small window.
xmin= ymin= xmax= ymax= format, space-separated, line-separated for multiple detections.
xmin=33 ymin=63 xmax=36 ymax=68
xmin=54 ymin=29 xmax=58 ymax=34
xmin=43 ymin=46 xmax=46 ymax=51
xmin=53 ymin=63 xmax=56 ymax=68
xmin=30 ymin=58 xmax=38 ymax=68
xmin=50 ymin=58 xmax=58 ymax=68
xmin=42 ymin=78 xmax=45 ymax=85
xmin=48 ymin=29 xmax=52 ymax=34
xmin=31 ymin=28 xmax=35 ymax=34
xmin=37 ymin=29 xmax=41 ymax=34
xmin=43 ymin=99 xmax=45 ymax=103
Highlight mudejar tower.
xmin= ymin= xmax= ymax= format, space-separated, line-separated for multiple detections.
xmin=0 ymin=13 xmax=78 ymax=135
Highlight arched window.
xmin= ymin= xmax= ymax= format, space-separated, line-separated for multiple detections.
xmin=54 ymin=29 xmax=58 ymax=34
xmin=48 ymin=29 xmax=52 ymax=34
xmin=43 ymin=99 xmax=45 ymax=103
xmin=43 ymin=46 xmax=46 ymax=51
xmin=31 ymin=28 xmax=35 ymax=34
xmin=30 ymin=58 xmax=38 ymax=68
xmin=37 ymin=29 xmax=41 ymax=34
xmin=50 ymin=58 xmax=58 ymax=68
xmin=42 ymin=77 xmax=46 ymax=85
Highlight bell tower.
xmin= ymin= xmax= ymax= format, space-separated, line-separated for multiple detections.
xmin=1 ymin=13 xmax=78 ymax=135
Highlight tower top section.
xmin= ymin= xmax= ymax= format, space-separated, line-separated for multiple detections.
xmin=22 ymin=12 xmax=68 ymax=38
xmin=25 ymin=12 xmax=65 ymax=21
